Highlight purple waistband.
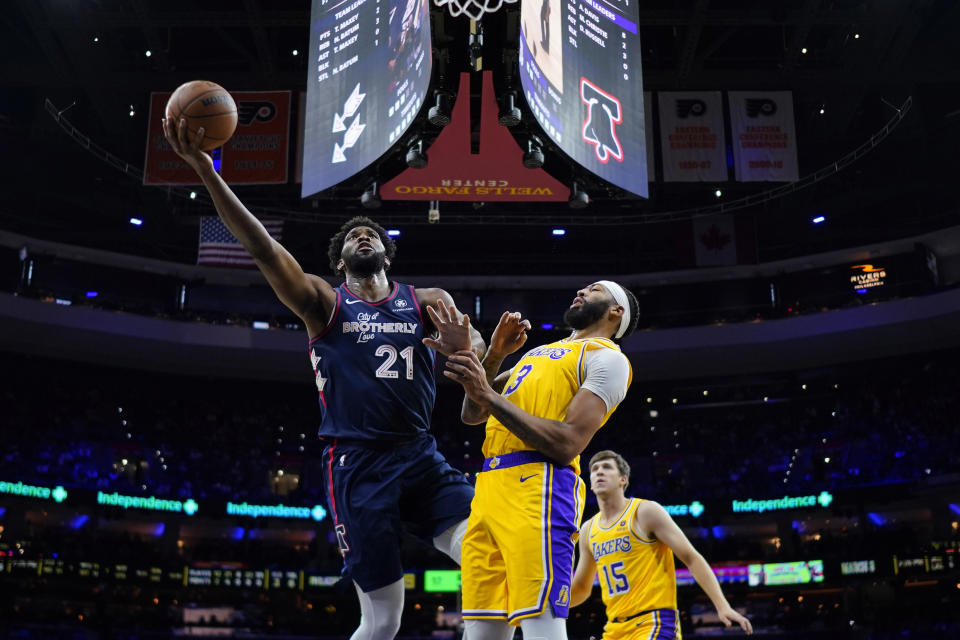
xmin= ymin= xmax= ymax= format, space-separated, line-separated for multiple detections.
xmin=481 ymin=451 xmax=554 ymax=472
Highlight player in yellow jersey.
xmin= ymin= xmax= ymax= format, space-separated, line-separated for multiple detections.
xmin=571 ymin=450 xmax=753 ymax=639
xmin=436 ymin=281 xmax=638 ymax=640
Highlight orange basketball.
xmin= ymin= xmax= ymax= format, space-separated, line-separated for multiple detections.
xmin=165 ymin=80 xmax=238 ymax=151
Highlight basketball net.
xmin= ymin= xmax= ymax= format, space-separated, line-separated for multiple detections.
xmin=433 ymin=0 xmax=517 ymax=21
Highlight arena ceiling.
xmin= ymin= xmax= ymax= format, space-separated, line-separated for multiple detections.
xmin=1 ymin=0 xmax=959 ymax=274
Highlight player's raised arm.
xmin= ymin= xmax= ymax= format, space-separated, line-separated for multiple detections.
xmin=163 ymin=117 xmax=334 ymax=333
xmin=637 ymin=501 xmax=754 ymax=635
xmin=454 ymin=311 xmax=531 ymax=425
xmin=417 ymin=290 xmax=486 ymax=358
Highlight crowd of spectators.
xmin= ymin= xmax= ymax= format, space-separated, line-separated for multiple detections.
xmin=3 ymin=347 xmax=959 ymax=509
xmin=3 ymin=345 xmax=959 ymax=638
xmin=585 ymin=348 xmax=960 ymax=504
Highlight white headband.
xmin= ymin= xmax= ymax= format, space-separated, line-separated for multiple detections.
xmin=596 ymin=280 xmax=632 ymax=340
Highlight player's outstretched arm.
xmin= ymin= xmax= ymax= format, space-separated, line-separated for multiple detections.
xmin=458 ymin=311 xmax=531 ymax=424
xmin=460 ymin=366 xmax=511 ymax=425
xmin=417 ymin=291 xmax=485 ymax=358
xmin=571 ymin=520 xmax=597 ymax=607
xmin=444 ymin=351 xmax=608 ymax=464
xmin=637 ymin=502 xmax=754 ymax=635
xmin=163 ymin=118 xmax=333 ymax=332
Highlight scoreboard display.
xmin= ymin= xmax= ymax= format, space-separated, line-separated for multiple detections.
xmin=518 ymin=0 xmax=647 ymax=197
xmin=302 ymin=0 xmax=432 ymax=196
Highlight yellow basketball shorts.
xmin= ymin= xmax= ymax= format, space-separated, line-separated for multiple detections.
xmin=602 ymin=608 xmax=682 ymax=640
xmin=461 ymin=451 xmax=585 ymax=624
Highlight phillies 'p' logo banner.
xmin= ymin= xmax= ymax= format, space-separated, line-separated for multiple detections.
xmin=580 ymin=78 xmax=623 ymax=164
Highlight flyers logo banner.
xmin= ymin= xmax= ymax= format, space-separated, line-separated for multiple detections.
xmin=238 ymin=101 xmax=278 ymax=125
xmin=144 ymin=90 xmax=291 ymax=185
xmin=745 ymin=98 xmax=777 ymax=118
xmin=658 ymin=91 xmax=727 ymax=182
xmin=729 ymin=91 xmax=799 ymax=182
xmin=580 ymin=78 xmax=623 ymax=164
xmin=675 ymin=98 xmax=707 ymax=118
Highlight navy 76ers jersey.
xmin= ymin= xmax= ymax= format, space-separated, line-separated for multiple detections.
xmin=308 ymin=282 xmax=436 ymax=442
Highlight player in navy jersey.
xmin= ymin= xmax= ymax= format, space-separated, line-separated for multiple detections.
xmin=165 ymin=118 xmax=485 ymax=640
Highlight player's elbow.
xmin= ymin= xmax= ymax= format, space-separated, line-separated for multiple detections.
xmin=570 ymin=583 xmax=592 ymax=608
xmin=549 ymin=444 xmax=578 ymax=467
xmin=551 ymin=435 xmax=588 ymax=467
xmin=249 ymin=235 xmax=280 ymax=263
xmin=678 ymin=548 xmax=706 ymax=569
xmin=460 ymin=410 xmax=488 ymax=425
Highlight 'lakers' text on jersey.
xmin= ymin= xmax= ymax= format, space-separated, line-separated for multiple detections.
xmin=484 ymin=336 xmax=632 ymax=475
xmin=308 ymin=282 xmax=435 ymax=442
xmin=588 ymin=498 xmax=677 ymax=619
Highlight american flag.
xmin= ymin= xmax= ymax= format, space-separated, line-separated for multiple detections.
xmin=197 ymin=216 xmax=283 ymax=268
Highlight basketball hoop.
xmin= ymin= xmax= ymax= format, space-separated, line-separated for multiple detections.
xmin=433 ymin=0 xmax=517 ymax=21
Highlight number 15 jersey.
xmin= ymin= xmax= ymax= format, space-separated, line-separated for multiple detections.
xmin=587 ymin=498 xmax=677 ymax=618
xmin=308 ymin=282 xmax=436 ymax=442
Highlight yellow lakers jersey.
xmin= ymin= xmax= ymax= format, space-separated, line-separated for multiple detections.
xmin=587 ymin=498 xmax=677 ymax=618
xmin=483 ymin=337 xmax=632 ymax=475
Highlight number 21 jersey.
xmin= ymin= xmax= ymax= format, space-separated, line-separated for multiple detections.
xmin=308 ymin=282 xmax=436 ymax=442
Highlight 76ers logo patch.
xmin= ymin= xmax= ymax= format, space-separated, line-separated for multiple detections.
xmin=335 ymin=523 xmax=350 ymax=552
xmin=580 ymin=78 xmax=623 ymax=164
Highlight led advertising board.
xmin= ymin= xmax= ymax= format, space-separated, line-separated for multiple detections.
xmin=424 ymin=569 xmax=461 ymax=593
xmin=748 ymin=560 xmax=824 ymax=586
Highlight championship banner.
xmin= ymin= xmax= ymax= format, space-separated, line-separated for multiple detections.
xmin=644 ymin=91 xmax=655 ymax=181
xmin=294 ymin=91 xmax=306 ymax=184
xmin=144 ymin=90 xmax=291 ymax=186
xmin=222 ymin=91 xmax=291 ymax=184
xmin=658 ymin=91 xmax=727 ymax=182
xmin=728 ymin=91 xmax=799 ymax=182
xmin=143 ymin=92 xmax=203 ymax=185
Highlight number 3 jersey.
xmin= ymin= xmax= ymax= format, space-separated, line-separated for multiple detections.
xmin=308 ymin=282 xmax=436 ymax=442
xmin=483 ymin=337 xmax=633 ymax=475
xmin=587 ymin=498 xmax=677 ymax=618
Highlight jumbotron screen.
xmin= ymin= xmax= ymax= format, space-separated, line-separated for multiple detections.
xmin=301 ymin=0 xmax=432 ymax=197
xmin=518 ymin=0 xmax=647 ymax=197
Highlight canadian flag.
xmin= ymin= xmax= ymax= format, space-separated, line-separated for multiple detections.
xmin=676 ymin=215 xmax=757 ymax=267
xmin=694 ymin=215 xmax=737 ymax=266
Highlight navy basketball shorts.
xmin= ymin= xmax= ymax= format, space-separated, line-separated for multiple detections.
xmin=321 ymin=432 xmax=474 ymax=592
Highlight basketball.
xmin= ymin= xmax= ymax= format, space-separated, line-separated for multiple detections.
xmin=165 ymin=80 xmax=238 ymax=151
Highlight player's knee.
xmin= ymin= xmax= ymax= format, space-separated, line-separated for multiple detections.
xmin=366 ymin=613 xmax=401 ymax=640
xmin=433 ymin=517 xmax=468 ymax=565
xmin=356 ymin=609 xmax=401 ymax=640
xmin=463 ymin=619 xmax=515 ymax=640
xmin=518 ymin=611 xmax=567 ymax=640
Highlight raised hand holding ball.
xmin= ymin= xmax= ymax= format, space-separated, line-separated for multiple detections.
xmin=164 ymin=80 xmax=237 ymax=151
